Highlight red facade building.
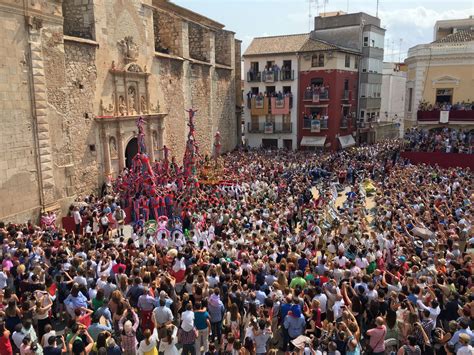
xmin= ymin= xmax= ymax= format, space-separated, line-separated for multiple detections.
xmin=297 ymin=50 xmax=359 ymax=150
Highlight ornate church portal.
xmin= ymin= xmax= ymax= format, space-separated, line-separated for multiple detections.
xmin=95 ymin=36 xmax=166 ymax=177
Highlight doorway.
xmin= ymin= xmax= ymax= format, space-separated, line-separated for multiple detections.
xmin=125 ymin=138 xmax=138 ymax=169
xmin=262 ymin=139 xmax=278 ymax=149
xmin=436 ymin=88 xmax=453 ymax=105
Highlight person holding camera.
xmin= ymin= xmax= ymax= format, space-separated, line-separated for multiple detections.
xmin=68 ymin=325 xmax=94 ymax=355
xmin=43 ymin=335 xmax=66 ymax=355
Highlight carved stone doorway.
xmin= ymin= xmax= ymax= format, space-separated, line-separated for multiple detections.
xmin=125 ymin=138 xmax=138 ymax=169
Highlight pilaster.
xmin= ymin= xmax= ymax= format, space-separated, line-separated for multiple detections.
xmin=28 ymin=24 xmax=56 ymax=205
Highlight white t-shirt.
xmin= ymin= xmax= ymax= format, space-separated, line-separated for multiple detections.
xmin=457 ymin=345 xmax=474 ymax=355
xmin=335 ymin=256 xmax=349 ymax=268
xmin=181 ymin=310 xmax=194 ymax=332
xmin=74 ymin=275 xmax=87 ymax=287
xmin=73 ymin=210 xmax=82 ymax=224
xmin=313 ymin=293 xmax=328 ymax=313
xmin=355 ymin=257 xmax=369 ymax=269
xmin=333 ymin=299 xmax=345 ymax=320
xmin=42 ymin=330 xmax=56 ymax=347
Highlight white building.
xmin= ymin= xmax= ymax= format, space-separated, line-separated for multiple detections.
xmin=380 ymin=62 xmax=406 ymax=137
xmin=242 ymin=34 xmax=306 ymax=150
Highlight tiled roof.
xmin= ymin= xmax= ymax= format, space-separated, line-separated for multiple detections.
xmin=434 ymin=29 xmax=474 ymax=43
xmin=243 ymin=33 xmax=309 ymax=56
xmin=299 ymin=38 xmax=339 ymax=52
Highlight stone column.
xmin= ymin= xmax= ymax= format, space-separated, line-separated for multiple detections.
xmin=147 ymin=119 xmax=155 ymax=162
xmin=158 ymin=122 xmax=164 ymax=159
xmin=117 ymin=127 xmax=125 ymax=171
xmin=101 ymin=127 xmax=112 ymax=175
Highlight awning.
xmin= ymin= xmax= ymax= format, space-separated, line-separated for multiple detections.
xmin=301 ymin=136 xmax=326 ymax=147
xmin=338 ymin=134 xmax=356 ymax=149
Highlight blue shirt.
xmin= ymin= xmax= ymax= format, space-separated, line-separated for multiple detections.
xmin=208 ymin=301 xmax=225 ymax=323
xmin=283 ymin=314 xmax=306 ymax=338
xmin=298 ymin=257 xmax=309 ymax=272
xmin=449 ymin=327 xmax=474 ymax=352
xmin=64 ymin=292 xmax=88 ymax=310
xmin=194 ymin=310 xmax=209 ymax=330
xmin=88 ymin=322 xmax=112 ymax=341
xmin=280 ymin=303 xmax=292 ymax=320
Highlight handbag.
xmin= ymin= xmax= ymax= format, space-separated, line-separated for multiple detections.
xmin=366 ymin=328 xmax=386 ymax=355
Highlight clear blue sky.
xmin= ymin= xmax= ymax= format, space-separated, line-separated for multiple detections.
xmin=173 ymin=0 xmax=473 ymax=61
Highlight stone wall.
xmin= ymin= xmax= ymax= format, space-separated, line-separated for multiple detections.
xmin=234 ymin=39 xmax=243 ymax=144
xmin=156 ymin=59 xmax=186 ymax=160
xmin=62 ymin=0 xmax=95 ymax=39
xmin=0 ymin=11 xmax=41 ymax=220
xmin=215 ymin=30 xmax=232 ymax=66
xmin=153 ymin=10 xmax=182 ymax=56
xmin=0 ymin=0 xmax=239 ymax=222
xmin=63 ymin=41 xmax=99 ymax=196
xmin=190 ymin=64 xmax=212 ymax=154
xmin=214 ymin=68 xmax=236 ymax=152
xmin=188 ymin=22 xmax=210 ymax=62
xmin=374 ymin=122 xmax=400 ymax=141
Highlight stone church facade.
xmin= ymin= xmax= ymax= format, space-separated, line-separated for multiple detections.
xmin=0 ymin=0 xmax=242 ymax=222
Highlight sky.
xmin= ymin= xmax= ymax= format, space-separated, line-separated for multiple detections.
xmin=173 ymin=0 xmax=473 ymax=61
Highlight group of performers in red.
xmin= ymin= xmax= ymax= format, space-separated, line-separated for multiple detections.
xmin=113 ymin=110 xmax=209 ymax=223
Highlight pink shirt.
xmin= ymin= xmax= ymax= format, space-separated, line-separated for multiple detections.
xmin=367 ymin=325 xmax=386 ymax=353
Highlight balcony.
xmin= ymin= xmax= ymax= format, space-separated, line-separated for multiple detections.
xmin=360 ymin=72 xmax=382 ymax=84
xmin=303 ymin=118 xmax=328 ymax=130
xmin=359 ymin=97 xmax=381 ymax=110
xmin=247 ymin=71 xmax=261 ymax=82
xmin=247 ymin=96 xmax=293 ymax=112
xmin=417 ymin=110 xmax=474 ymax=123
xmin=262 ymin=70 xmax=277 ymax=83
xmin=247 ymin=122 xmax=292 ymax=133
xmin=342 ymin=90 xmax=350 ymax=101
xmin=341 ymin=116 xmax=349 ymax=128
xmin=303 ymin=87 xmax=329 ymax=101
xmin=280 ymin=69 xmax=294 ymax=81
xmin=362 ymin=46 xmax=384 ymax=60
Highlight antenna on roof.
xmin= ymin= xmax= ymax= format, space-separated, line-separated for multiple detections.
xmin=307 ymin=0 xmax=319 ymax=32
xmin=398 ymin=38 xmax=403 ymax=63
xmin=376 ymin=0 xmax=380 ymax=18
xmin=323 ymin=0 xmax=328 ymax=15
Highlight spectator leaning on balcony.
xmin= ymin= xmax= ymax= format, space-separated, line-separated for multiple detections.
xmin=404 ymin=127 xmax=473 ymax=154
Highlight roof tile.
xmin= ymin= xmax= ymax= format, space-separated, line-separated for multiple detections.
xmin=243 ymin=33 xmax=309 ymax=56
xmin=433 ymin=29 xmax=474 ymax=43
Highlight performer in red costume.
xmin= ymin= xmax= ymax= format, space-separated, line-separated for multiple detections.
xmin=141 ymin=195 xmax=150 ymax=221
xmin=150 ymin=194 xmax=160 ymax=220
xmin=132 ymin=195 xmax=141 ymax=223
xmin=165 ymin=192 xmax=174 ymax=218
xmin=158 ymin=194 xmax=166 ymax=217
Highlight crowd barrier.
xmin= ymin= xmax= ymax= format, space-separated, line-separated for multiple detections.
xmin=400 ymin=151 xmax=474 ymax=169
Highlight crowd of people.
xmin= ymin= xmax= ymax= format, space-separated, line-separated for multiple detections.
xmin=418 ymin=101 xmax=474 ymax=112
xmin=404 ymin=128 xmax=473 ymax=153
xmin=0 ymin=140 xmax=472 ymax=355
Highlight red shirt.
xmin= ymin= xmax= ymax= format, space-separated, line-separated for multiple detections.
xmin=112 ymin=263 xmax=126 ymax=274
xmin=0 ymin=333 xmax=13 ymax=355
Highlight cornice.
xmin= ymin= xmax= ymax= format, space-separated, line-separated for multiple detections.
xmin=0 ymin=1 xmax=63 ymax=25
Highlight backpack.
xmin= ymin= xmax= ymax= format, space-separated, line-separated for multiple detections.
xmin=402 ymin=345 xmax=421 ymax=355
